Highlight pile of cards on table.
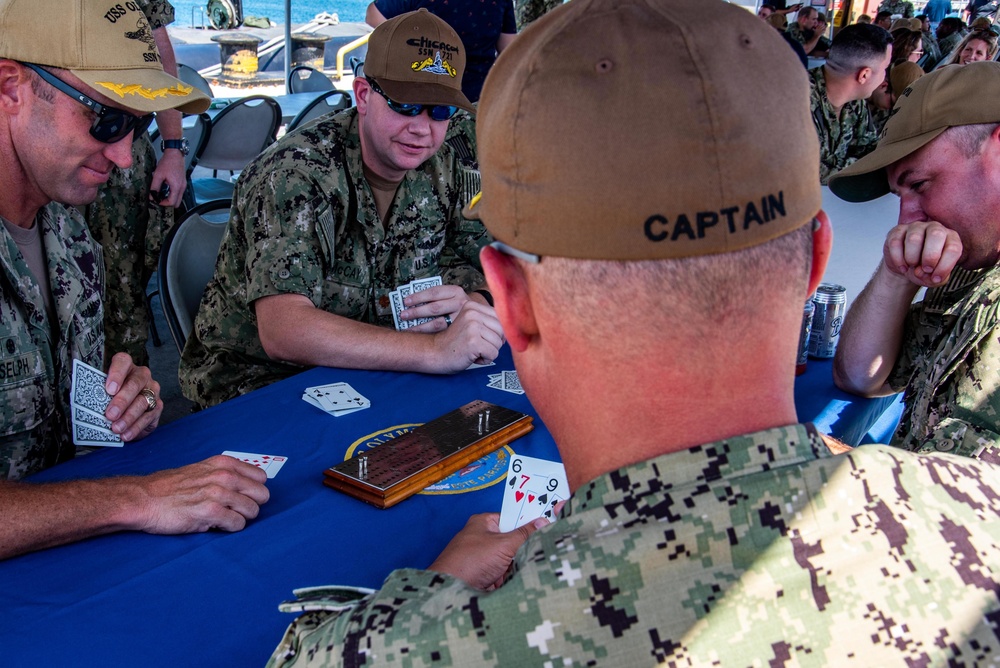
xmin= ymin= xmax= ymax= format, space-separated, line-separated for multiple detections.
xmin=389 ymin=276 xmax=442 ymax=331
xmin=71 ymin=359 xmax=122 ymax=447
xmin=499 ymin=454 xmax=568 ymax=532
xmin=302 ymin=382 xmax=371 ymax=417
xmin=487 ymin=370 xmax=524 ymax=395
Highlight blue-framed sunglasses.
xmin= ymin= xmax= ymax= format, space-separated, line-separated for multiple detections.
xmin=366 ymin=77 xmax=459 ymax=121
xmin=24 ymin=63 xmax=154 ymax=144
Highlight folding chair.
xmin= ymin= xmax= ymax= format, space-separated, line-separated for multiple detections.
xmin=287 ymin=65 xmax=335 ymax=93
xmin=157 ymin=199 xmax=232 ymax=354
xmin=189 ymin=95 xmax=281 ymax=205
xmin=285 ymin=90 xmax=353 ymax=132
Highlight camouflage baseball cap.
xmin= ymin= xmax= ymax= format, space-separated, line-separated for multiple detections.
xmin=465 ymin=0 xmax=820 ymax=260
xmin=829 ymin=62 xmax=1000 ymax=202
xmin=0 ymin=0 xmax=209 ymax=114
xmin=364 ymin=9 xmax=474 ymax=114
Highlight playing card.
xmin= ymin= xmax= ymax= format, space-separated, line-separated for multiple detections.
xmin=222 ymin=451 xmax=288 ymax=479
xmin=388 ymin=289 xmax=407 ymax=331
xmin=498 ymin=454 xmax=568 ymax=532
xmin=409 ymin=276 xmax=442 ymax=293
xmin=502 ymin=370 xmax=524 ymax=394
xmin=73 ymin=421 xmax=123 ymax=447
xmin=486 ymin=370 xmax=524 ymax=394
xmin=302 ymin=383 xmax=371 ymax=417
xmin=71 ymin=359 xmax=112 ymax=416
xmin=72 ymin=404 xmax=115 ymax=431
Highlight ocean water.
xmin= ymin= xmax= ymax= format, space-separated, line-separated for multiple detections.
xmin=170 ymin=0 xmax=369 ymax=27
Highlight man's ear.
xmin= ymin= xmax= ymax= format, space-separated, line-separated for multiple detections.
xmin=857 ymin=65 xmax=872 ymax=86
xmin=353 ymin=76 xmax=370 ymax=115
xmin=808 ymin=210 xmax=833 ymax=297
xmin=0 ymin=60 xmax=26 ymax=111
xmin=480 ymin=245 xmax=538 ymax=352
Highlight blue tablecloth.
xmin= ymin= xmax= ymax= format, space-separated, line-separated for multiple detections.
xmin=0 ymin=348 xmax=900 ymax=666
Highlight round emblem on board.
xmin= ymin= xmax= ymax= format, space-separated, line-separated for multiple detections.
xmin=345 ymin=424 xmax=513 ymax=495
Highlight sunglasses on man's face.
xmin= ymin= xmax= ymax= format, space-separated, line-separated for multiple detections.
xmin=24 ymin=63 xmax=154 ymax=144
xmin=366 ymin=77 xmax=459 ymax=122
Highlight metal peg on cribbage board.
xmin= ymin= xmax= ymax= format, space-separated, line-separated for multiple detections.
xmin=323 ymin=400 xmax=533 ymax=509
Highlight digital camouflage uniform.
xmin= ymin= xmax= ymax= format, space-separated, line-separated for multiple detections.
xmin=179 ymin=109 xmax=488 ymax=407
xmin=879 ymin=0 xmax=915 ymax=17
xmin=0 ymin=204 xmax=105 ymax=481
xmin=268 ymin=424 xmax=1000 ymax=666
xmin=515 ymin=0 xmax=563 ymax=30
xmin=808 ymin=67 xmax=879 ymax=184
xmin=84 ymin=0 xmax=174 ymax=367
xmin=887 ymin=265 xmax=1000 ymax=460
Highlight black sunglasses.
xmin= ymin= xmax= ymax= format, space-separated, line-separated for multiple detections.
xmin=366 ymin=77 xmax=458 ymax=122
xmin=24 ymin=63 xmax=154 ymax=144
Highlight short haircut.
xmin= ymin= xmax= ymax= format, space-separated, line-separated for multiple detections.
xmin=875 ymin=10 xmax=892 ymax=21
xmin=827 ymin=23 xmax=892 ymax=73
xmin=857 ymin=14 xmax=872 ymax=23
xmin=531 ymin=225 xmax=814 ymax=338
xmin=760 ymin=3 xmax=777 ymax=10
xmin=947 ymin=123 xmax=1000 ymax=158
xmin=798 ymin=5 xmax=818 ymax=19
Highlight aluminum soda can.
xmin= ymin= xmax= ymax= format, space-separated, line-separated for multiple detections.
xmin=796 ymin=299 xmax=815 ymax=375
xmin=808 ymin=283 xmax=847 ymax=359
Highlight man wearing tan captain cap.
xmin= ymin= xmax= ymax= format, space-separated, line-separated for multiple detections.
xmin=267 ymin=1 xmax=1000 ymax=665
xmin=0 ymin=0 xmax=270 ymax=559
xmin=829 ymin=61 xmax=1000 ymax=461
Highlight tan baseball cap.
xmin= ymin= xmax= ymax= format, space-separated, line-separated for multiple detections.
xmin=363 ymin=8 xmax=473 ymax=114
xmin=465 ymin=0 xmax=820 ymax=260
xmin=890 ymin=18 xmax=922 ymax=32
xmin=889 ymin=60 xmax=924 ymax=96
xmin=829 ymin=61 xmax=1000 ymax=202
xmin=0 ymin=0 xmax=209 ymax=114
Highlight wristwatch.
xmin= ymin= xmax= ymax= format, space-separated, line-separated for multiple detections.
xmin=160 ymin=138 xmax=190 ymax=156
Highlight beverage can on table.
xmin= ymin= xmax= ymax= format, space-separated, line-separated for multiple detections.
xmin=808 ymin=283 xmax=846 ymax=359
xmin=796 ymin=299 xmax=815 ymax=375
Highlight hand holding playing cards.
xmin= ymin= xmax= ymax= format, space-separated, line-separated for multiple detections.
xmin=132 ymin=455 xmax=270 ymax=534
xmin=399 ymin=285 xmax=472 ymax=329
xmin=428 ymin=512 xmax=548 ymax=591
xmin=104 ymin=352 xmax=162 ymax=441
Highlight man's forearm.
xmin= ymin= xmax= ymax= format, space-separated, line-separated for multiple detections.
xmin=833 ymin=262 xmax=920 ymax=396
xmin=256 ymin=295 xmax=450 ymax=373
xmin=0 ymin=478 xmax=144 ymax=559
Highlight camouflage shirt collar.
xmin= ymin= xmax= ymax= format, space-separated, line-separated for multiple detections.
xmin=568 ymin=423 xmax=829 ymax=516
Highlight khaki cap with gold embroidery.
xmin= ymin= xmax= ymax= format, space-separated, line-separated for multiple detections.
xmin=465 ymin=0 xmax=820 ymax=260
xmin=0 ymin=0 xmax=209 ymax=114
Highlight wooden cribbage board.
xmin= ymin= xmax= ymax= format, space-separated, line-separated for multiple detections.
xmin=323 ymin=400 xmax=533 ymax=509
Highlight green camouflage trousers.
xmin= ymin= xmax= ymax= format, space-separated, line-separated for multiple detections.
xmin=85 ymin=134 xmax=173 ymax=367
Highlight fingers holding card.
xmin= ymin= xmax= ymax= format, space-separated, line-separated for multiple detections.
xmin=222 ymin=451 xmax=288 ymax=479
xmin=71 ymin=359 xmax=122 ymax=447
xmin=498 ymin=454 xmax=568 ymax=533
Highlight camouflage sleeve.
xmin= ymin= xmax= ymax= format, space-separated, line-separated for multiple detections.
xmin=885 ymin=303 xmax=923 ymax=392
xmin=237 ymin=167 xmax=336 ymax=309
xmin=269 ymin=569 xmax=475 ymax=667
xmin=847 ymin=103 xmax=879 ymax=162
xmin=439 ymin=165 xmax=491 ymax=292
xmin=137 ymin=0 xmax=174 ymax=29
